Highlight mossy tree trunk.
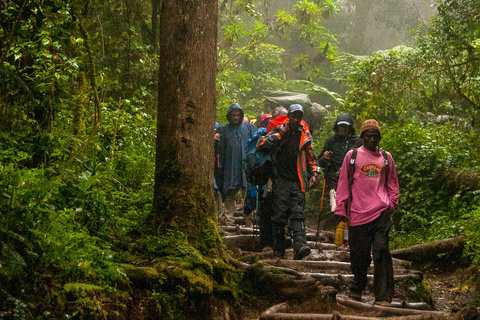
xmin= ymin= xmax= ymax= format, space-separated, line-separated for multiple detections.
xmin=152 ymin=0 xmax=220 ymax=254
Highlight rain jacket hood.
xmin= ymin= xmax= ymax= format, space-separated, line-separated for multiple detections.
xmin=226 ymin=103 xmax=245 ymax=123
xmin=333 ymin=113 xmax=356 ymax=136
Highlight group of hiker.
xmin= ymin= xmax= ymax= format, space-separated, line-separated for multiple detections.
xmin=214 ymin=102 xmax=399 ymax=306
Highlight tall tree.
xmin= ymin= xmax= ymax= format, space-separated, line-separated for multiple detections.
xmin=152 ymin=0 xmax=220 ymax=253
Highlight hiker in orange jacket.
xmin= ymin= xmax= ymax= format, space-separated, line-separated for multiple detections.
xmin=257 ymin=104 xmax=321 ymax=259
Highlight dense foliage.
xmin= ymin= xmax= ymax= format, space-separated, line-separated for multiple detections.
xmin=0 ymin=0 xmax=479 ymax=318
xmin=336 ymin=0 xmax=480 ymax=260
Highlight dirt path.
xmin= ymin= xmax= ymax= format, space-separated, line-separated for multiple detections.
xmin=219 ymin=213 xmax=479 ymax=319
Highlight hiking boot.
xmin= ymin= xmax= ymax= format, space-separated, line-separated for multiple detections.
xmin=294 ymin=246 xmax=311 ymax=260
xmin=291 ymin=220 xmax=309 ymax=260
xmin=348 ymin=289 xmax=362 ymax=301
xmin=374 ymin=301 xmax=392 ymax=307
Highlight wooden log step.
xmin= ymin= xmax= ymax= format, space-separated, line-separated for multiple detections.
xmin=303 ymin=272 xmax=423 ymax=291
xmin=259 ymin=259 xmax=370 ymax=273
xmin=223 ymin=235 xmax=261 ymax=252
xmin=336 ymin=297 xmax=449 ymax=318
xmin=307 ymin=242 xmax=348 ymax=251
xmin=306 ymin=231 xmax=335 ymax=242
xmin=260 ymin=302 xmax=448 ymax=320
xmin=305 ymin=272 xmax=422 ymax=282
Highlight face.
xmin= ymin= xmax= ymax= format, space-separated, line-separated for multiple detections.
xmin=230 ymin=110 xmax=242 ymax=124
xmin=288 ymin=111 xmax=303 ymax=130
xmin=337 ymin=124 xmax=349 ymax=136
xmin=362 ymin=129 xmax=381 ymax=152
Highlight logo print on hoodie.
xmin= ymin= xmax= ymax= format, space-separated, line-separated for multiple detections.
xmin=360 ymin=162 xmax=382 ymax=178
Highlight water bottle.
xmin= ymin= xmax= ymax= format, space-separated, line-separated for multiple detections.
xmin=335 ymin=221 xmax=346 ymax=246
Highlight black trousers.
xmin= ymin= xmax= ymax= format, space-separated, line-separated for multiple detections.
xmin=272 ymin=177 xmax=305 ymax=224
xmin=259 ymin=191 xmax=274 ymax=248
xmin=349 ymin=210 xmax=394 ymax=302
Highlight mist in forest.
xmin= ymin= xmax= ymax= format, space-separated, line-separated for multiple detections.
xmin=248 ymin=0 xmax=438 ymax=107
xmin=262 ymin=0 xmax=437 ymax=55
xmin=326 ymin=0 xmax=437 ymax=55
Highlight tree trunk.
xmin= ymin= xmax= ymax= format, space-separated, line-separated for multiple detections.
xmin=152 ymin=0 xmax=219 ymax=253
xmin=348 ymin=0 xmax=371 ymax=54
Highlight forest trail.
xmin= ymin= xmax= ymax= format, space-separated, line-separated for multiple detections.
xmin=219 ymin=209 xmax=478 ymax=320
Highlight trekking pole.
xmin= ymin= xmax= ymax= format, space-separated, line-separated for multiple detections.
xmin=254 ymin=185 xmax=259 ymax=232
xmin=315 ymin=178 xmax=326 ymax=247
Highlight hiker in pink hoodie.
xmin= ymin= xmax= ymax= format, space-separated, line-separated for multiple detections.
xmin=334 ymin=119 xmax=399 ymax=306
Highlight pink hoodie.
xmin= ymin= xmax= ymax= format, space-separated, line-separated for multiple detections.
xmin=334 ymin=146 xmax=399 ymax=226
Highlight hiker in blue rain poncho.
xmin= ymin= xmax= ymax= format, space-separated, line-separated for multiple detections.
xmin=214 ymin=103 xmax=257 ymax=225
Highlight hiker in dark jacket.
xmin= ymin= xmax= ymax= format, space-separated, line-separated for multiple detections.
xmin=214 ymin=103 xmax=257 ymax=225
xmin=257 ymin=104 xmax=321 ymax=259
xmin=318 ymin=113 xmax=362 ymax=213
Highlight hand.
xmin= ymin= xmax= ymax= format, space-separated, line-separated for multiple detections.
xmin=335 ymin=215 xmax=347 ymax=225
xmin=309 ymin=175 xmax=318 ymax=188
xmin=323 ymin=151 xmax=332 ymax=160
xmin=278 ymin=124 xmax=288 ymax=137
xmin=214 ymin=133 xmax=221 ymax=141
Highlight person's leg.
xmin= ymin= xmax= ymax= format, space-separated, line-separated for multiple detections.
xmin=239 ymin=187 xmax=247 ymax=210
xmin=223 ymin=190 xmax=237 ymax=225
xmin=372 ymin=211 xmax=394 ymax=303
xmin=243 ymin=183 xmax=257 ymax=227
xmin=290 ymin=219 xmax=310 ymax=259
xmin=349 ymin=222 xmax=374 ymax=298
xmin=289 ymin=182 xmax=309 ymax=259
xmin=259 ymin=191 xmax=274 ymax=250
xmin=272 ymin=222 xmax=286 ymax=258
xmin=271 ymin=178 xmax=290 ymax=258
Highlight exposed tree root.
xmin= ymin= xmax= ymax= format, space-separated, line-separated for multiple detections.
xmin=391 ymin=236 xmax=466 ymax=263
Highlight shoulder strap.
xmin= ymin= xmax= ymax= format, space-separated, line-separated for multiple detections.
xmin=345 ymin=148 xmax=357 ymax=225
xmin=381 ymin=149 xmax=389 ymax=187
xmin=347 ymin=148 xmax=358 ymax=187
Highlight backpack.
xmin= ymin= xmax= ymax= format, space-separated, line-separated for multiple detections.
xmin=244 ymin=129 xmax=273 ymax=186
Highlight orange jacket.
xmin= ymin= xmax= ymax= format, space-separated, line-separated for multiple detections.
xmin=257 ymin=117 xmax=320 ymax=192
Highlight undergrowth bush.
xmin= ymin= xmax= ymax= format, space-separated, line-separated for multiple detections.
xmin=381 ymin=122 xmax=480 ymax=255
